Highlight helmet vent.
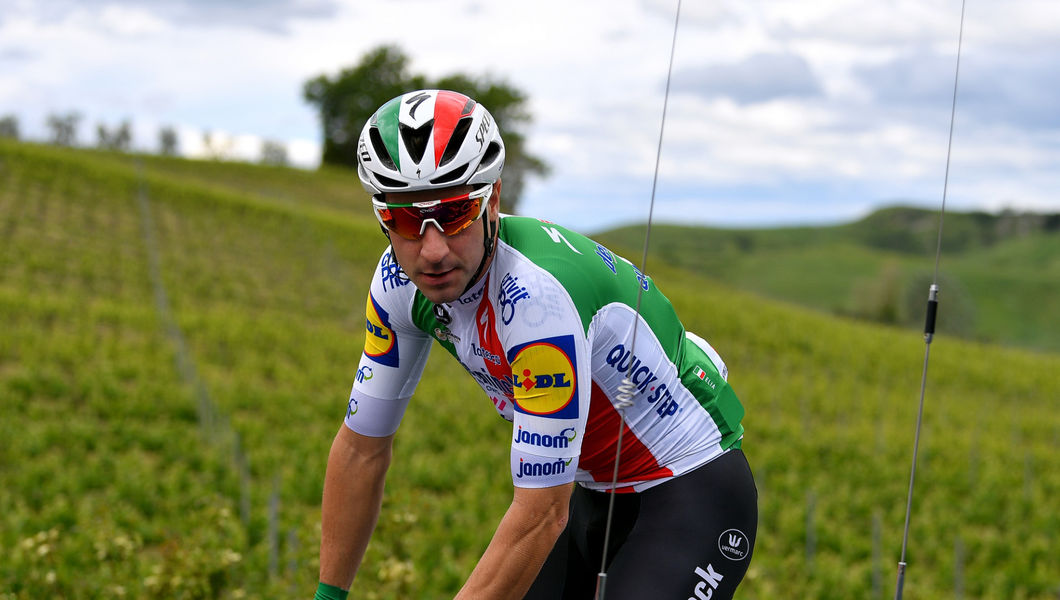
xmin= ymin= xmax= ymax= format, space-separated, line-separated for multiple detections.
xmin=430 ymin=163 xmax=469 ymax=185
xmin=400 ymin=119 xmax=434 ymax=165
xmin=480 ymin=141 xmax=502 ymax=170
xmin=438 ymin=117 xmax=473 ymax=167
xmin=368 ymin=127 xmax=396 ymax=170
xmin=374 ymin=173 xmax=408 ymax=189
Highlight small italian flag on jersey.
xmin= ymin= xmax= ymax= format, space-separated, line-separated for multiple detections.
xmin=694 ymin=366 xmax=708 ymax=380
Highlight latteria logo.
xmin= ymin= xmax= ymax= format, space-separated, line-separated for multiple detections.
xmin=364 ymin=292 xmax=399 ymax=367
xmin=718 ymin=528 xmax=749 ymax=561
xmin=507 ymin=335 xmax=578 ymax=419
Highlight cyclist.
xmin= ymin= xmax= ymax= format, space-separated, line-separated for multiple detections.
xmin=316 ymin=90 xmax=757 ymax=600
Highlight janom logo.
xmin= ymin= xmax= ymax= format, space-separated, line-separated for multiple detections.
xmin=355 ymin=366 xmax=373 ymax=383
xmin=515 ymin=457 xmax=571 ymax=479
xmin=507 ymin=336 xmax=578 ymax=418
xmin=514 ymin=426 xmax=576 ymax=449
xmin=364 ymin=293 xmax=399 ymax=367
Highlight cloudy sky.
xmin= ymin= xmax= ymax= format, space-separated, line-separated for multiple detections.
xmin=2 ymin=0 xmax=1058 ymax=232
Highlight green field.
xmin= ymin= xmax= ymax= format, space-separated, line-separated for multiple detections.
xmin=2 ymin=140 xmax=1058 ymax=598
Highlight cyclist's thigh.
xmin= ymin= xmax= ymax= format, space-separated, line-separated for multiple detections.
xmin=601 ymin=450 xmax=758 ymax=600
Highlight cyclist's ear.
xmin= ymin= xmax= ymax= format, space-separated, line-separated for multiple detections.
xmin=489 ymin=179 xmax=502 ymax=218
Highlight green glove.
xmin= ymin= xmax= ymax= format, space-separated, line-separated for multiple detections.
xmin=314 ymin=581 xmax=348 ymax=600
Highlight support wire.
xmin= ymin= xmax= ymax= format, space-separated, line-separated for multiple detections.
xmin=594 ymin=1 xmax=682 ymax=598
xmin=895 ymin=1 xmax=966 ymax=598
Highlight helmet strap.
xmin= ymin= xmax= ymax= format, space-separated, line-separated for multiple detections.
xmin=462 ymin=215 xmax=498 ymax=296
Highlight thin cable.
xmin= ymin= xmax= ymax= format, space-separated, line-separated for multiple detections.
xmin=895 ymin=2 xmax=966 ymax=598
xmin=594 ymin=2 xmax=681 ymax=599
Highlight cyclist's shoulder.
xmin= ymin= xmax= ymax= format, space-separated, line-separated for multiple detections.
xmin=498 ymin=214 xmax=609 ymax=268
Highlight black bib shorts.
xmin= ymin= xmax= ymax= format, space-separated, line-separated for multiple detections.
xmin=525 ymin=449 xmax=758 ymax=600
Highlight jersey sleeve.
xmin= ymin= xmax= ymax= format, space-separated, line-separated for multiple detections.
xmin=497 ymin=259 xmax=591 ymax=489
xmin=344 ymin=248 xmax=432 ymax=437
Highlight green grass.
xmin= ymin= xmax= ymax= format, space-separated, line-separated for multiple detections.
xmin=2 ymin=139 xmax=1058 ymax=598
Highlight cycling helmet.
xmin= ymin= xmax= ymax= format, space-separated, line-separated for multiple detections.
xmin=357 ymin=89 xmax=505 ymax=196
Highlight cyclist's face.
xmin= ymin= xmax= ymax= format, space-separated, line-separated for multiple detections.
xmin=385 ymin=184 xmax=499 ymax=304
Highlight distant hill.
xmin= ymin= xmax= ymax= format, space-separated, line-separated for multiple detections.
xmin=596 ymin=206 xmax=1060 ymax=352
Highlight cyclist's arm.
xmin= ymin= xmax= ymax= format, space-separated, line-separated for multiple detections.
xmin=456 ymin=482 xmax=573 ymax=600
xmin=319 ymin=424 xmax=393 ymax=591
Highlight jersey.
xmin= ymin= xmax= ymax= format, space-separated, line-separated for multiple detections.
xmin=344 ymin=215 xmax=745 ymax=492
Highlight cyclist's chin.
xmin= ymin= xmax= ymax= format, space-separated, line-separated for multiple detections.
xmin=413 ymin=270 xmax=467 ymax=304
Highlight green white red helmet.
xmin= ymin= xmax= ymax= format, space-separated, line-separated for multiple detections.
xmin=357 ymin=89 xmax=505 ymax=196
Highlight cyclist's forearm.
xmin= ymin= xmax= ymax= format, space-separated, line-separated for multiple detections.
xmin=319 ymin=426 xmax=393 ymax=590
xmin=456 ymin=483 xmax=573 ymax=600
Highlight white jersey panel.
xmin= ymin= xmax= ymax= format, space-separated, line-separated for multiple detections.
xmin=582 ymin=303 xmax=725 ymax=490
xmin=344 ymin=248 xmax=432 ymax=437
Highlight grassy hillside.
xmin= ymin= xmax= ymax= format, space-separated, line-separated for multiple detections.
xmin=2 ymin=140 xmax=1058 ymax=598
xmin=596 ymin=208 xmax=1060 ymax=352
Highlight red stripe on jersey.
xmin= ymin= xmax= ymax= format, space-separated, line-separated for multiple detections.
xmin=474 ymin=275 xmax=512 ymax=402
xmin=432 ymin=91 xmax=474 ymax=168
xmin=578 ymin=381 xmax=673 ymax=486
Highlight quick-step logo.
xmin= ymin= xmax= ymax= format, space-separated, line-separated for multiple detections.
xmin=687 ymin=564 xmax=724 ymax=600
xmin=604 ymin=344 xmax=680 ymax=417
xmin=379 ymin=250 xmax=410 ymax=292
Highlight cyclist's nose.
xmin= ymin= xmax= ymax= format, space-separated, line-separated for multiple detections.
xmin=419 ymin=224 xmax=450 ymax=262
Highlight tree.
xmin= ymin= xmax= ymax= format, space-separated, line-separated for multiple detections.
xmin=46 ymin=111 xmax=82 ymax=146
xmin=96 ymin=120 xmax=132 ymax=151
xmin=0 ymin=114 xmax=19 ymax=140
xmin=159 ymin=126 xmax=179 ymax=156
xmin=202 ymin=130 xmax=233 ymax=160
xmin=260 ymin=140 xmax=289 ymax=166
xmin=304 ymin=45 xmax=426 ymax=168
xmin=304 ymin=45 xmax=548 ymax=213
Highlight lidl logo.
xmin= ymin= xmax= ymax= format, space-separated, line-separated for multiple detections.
xmin=364 ymin=292 xmax=399 ymax=367
xmin=507 ymin=335 xmax=578 ymax=419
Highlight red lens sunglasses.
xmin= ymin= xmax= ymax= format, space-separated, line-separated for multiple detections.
xmin=372 ymin=184 xmax=493 ymax=241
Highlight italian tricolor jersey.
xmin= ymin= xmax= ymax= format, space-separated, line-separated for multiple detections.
xmin=345 ymin=215 xmax=745 ymax=492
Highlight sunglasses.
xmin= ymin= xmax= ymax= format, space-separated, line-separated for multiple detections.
xmin=372 ymin=184 xmax=492 ymax=241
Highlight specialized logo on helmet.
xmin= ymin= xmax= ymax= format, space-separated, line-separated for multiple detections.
xmin=506 ymin=335 xmax=578 ymax=419
xmin=364 ymin=292 xmax=399 ymax=367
